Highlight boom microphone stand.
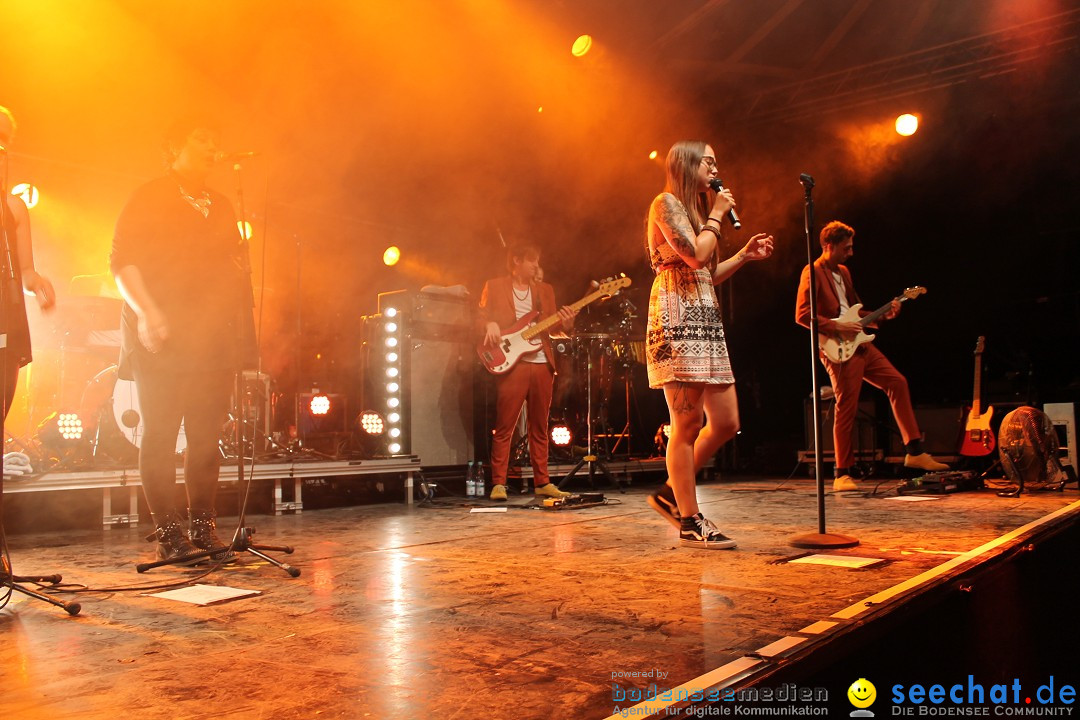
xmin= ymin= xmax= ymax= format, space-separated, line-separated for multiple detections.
xmin=557 ymin=334 xmax=625 ymax=492
xmin=789 ymin=173 xmax=858 ymax=549
xmin=137 ymin=155 xmax=298 ymax=576
xmin=0 ymin=145 xmax=80 ymax=614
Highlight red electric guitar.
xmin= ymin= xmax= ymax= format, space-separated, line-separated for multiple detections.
xmin=959 ymin=336 xmax=996 ymax=457
xmin=477 ymin=275 xmax=631 ymax=374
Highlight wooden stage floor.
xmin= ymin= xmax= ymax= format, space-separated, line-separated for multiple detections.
xmin=3 ymin=476 xmax=1079 ymax=719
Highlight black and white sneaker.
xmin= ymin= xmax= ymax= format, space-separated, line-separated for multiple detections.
xmin=647 ymin=483 xmax=682 ymax=529
xmin=679 ymin=513 xmax=737 ymax=550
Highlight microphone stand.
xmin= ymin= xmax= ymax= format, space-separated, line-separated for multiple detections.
xmin=0 ymin=148 xmax=81 ymax=614
xmin=136 ymin=158 xmax=298 ymax=576
xmin=789 ymin=173 xmax=858 ymax=550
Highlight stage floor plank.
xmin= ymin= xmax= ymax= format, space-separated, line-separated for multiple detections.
xmin=2 ymin=477 xmax=1077 ymax=719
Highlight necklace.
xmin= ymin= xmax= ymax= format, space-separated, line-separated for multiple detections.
xmin=178 ymin=184 xmax=212 ymax=218
xmin=512 ymin=285 xmax=531 ymax=302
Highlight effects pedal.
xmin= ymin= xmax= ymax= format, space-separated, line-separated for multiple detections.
xmin=897 ymin=471 xmax=982 ymax=495
xmin=541 ymin=492 xmax=606 ymax=509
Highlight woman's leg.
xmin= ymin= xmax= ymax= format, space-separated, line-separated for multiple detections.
xmin=663 ymin=382 xmax=705 ymax=518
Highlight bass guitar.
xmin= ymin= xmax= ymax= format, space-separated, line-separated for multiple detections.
xmin=477 ymin=275 xmax=631 ymax=374
xmin=818 ymin=286 xmax=926 ymax=363
xmin=960 ymin=335 xmax=995 ymax=456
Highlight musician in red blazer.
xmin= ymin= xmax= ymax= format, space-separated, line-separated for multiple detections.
xmin=479 ymin=244 xmax=576 ymax=501
xmin=795 ymin=221 xmax=947 ymax=491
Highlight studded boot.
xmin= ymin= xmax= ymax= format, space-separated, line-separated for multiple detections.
xmin=150 ymin=512 xmax=204 ymax=566
xmin=188 ymin=508 xmax=236 ymax=564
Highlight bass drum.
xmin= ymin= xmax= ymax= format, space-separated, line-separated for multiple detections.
xmin=81 ymin=365 xmax=187 ymax=459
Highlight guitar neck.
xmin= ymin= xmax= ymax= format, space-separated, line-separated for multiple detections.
xmin=859 ymin=294 xmax=908 ymax=328
xmin=971 ymin=353 xmax=983 ymax=415
xmin=521 ymin=289 xmax=605 ymax=340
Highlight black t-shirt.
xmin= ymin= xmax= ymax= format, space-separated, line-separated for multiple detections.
xmin=110 ymin=175 xmax=255 ymax=378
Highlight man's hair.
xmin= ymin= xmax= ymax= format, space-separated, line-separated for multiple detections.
xmin=506 ymin=242 xmax=540 ymax=273
xmin=820 ymin=220 xmax=855 ymax=249
xmin=161 ymin=114 xmax=220 ymax=167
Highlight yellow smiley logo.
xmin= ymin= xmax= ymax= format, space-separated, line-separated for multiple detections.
xmin=847 ymin=678 xmax=877 ymax=709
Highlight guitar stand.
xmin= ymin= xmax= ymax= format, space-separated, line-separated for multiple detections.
xmin=135 ymin=526 xmax=299 ymax=576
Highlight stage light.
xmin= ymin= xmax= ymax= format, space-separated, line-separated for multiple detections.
xmin=237 ymin=220 xmax=252 ymax=240
xmin=648 ymin=150 xmax=658 ymax=160
xmin=389 ymin=428 xmax=401 ymax=438
xmin=388 ymin=412 xmax=400 ymax=423
xmin=387 ymin=397 xmax=400 ymax=408
xmin=537 ymin=106 xmax=543 ymax=113
xmin=386 ymin=382 xmax=399 ymax=393
xmin=309 ymin=395 xmax=331 ymax=416
xmin=357 ymin=410 xmax=385 ymax=436
xmin=386 ymin=352 xmax=398 ymax=363
xmin=895 ymin=113 xmax=919 ymax=136
xmin=385 ymin=321 xmax=398 ymax=333
xmin=12 ymin=182 xmax=39 ymax=209
xmin=36 ymin=411 xmax=85 ymax=451
xmin=388 ymin=442 xmax=402 ymax=454
xmin=385 ymin=307 xmax=398 ymax=318
xmin=383 ymin=246 xmax=401 ymax=266
xmin=385 ymin=337 xmax=398 ymax=348
xmin=550 ymin=424 xmax=573 ymax=447
xmin=571 ymin=34 xmax=593 ymax=57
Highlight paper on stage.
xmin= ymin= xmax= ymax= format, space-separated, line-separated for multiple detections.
xmin=145 ymin=584 xmax=262 ymax=606
xmin=885 ymin=495 xmax=942 ymax=502
xmin=789 ymin=554 xmax=885 ymax=569
xmin=470 ymin=507 xmax=508 ymax=513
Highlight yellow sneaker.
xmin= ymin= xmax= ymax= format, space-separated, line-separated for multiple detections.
xmin=534 ymin=483 xmax=569 ymax=499
xmin=832 ymin=475 xmax=859 ymax=492
xmin=490 ymin=484 xmax=508 ymax=501
xmin=904 ymin=453 xmax=949 ymax=472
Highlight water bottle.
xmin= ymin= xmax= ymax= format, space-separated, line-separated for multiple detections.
xmin=473 ymin=462 xmax=483 ymax=497
xmin=465 ymin=461 xmax=476 ymax=496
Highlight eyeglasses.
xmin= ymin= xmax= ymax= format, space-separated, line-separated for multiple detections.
xmin=700 ymin=156 xmax=717 ymax=169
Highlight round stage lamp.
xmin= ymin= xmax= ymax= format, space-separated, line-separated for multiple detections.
xmin=357 ymin=410 xmax=385 ymax=436
xmin=550 ymin=424 xmax=573 ymax=447
xmin=309 ymin=394 xmax=331 ymax=416
xmin=571 ymin=34 xmax=593 ymax=57
xmin=383 ymin=246 xmax=401 ymax=266
xmin=237 ymin=220 xmax=252 ymax=240
xmin=895 ymin=113 xmax=919 ymax=136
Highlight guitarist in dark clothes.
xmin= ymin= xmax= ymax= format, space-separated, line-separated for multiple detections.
xmin=479 ymin=243 xmax=576 ymax=501
xmin=795 ymin=221 xmax=948 ymax=491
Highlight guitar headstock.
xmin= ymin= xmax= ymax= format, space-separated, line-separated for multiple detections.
xmin=974 ymin=335 xmax=985 ymax=355
xmin=596 ymin=274 xmax=632 ymax=298
xmin=903 ymin=286 xmax=927 ymax=300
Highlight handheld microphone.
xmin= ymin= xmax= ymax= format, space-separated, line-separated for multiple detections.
xmin=799 ymin=173 xmax=815 ymax=188
xmin=707 ymin=178 xmax=742 ymax=229
xmin=215 ymin=151 xmax=260 ymax=163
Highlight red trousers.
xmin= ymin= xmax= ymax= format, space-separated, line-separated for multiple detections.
xmin=824 ymin=344 xmax=921 ymax=470
xmin=490 ymin=361 xmax=554 ymax=487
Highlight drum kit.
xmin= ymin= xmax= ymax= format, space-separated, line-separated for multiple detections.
xmin=551 ymin=292 xmax=645 ymax=458
xmin=22 ymin=293 xmax=271 ymax=468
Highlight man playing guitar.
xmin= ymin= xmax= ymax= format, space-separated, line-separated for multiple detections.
xmin=479 ymin=243 xmax=576 ymax=501
xmin=795 ymin=221 xmax=948 ymax=491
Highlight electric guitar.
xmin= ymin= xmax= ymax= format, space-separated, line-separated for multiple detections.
xmin=960 ymin=336 xmax=996 ymax=456
xmin=477 ymin=275 xmax=631 ymax=374
xmin=818 ymin=286 xmax=926 ymax=363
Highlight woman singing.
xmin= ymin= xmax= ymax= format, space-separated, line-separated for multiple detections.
xmin=644 ymin=140 xmax=774 ymax=549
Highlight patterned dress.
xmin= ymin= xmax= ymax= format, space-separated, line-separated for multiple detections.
xmin=645 ymin=193 xmax=735 ymax=389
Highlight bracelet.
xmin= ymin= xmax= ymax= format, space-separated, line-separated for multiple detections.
xmin=705 ymin=216 xmax=723 ymax=226
xmin=700 ymin=225 xmax=722 ymax=239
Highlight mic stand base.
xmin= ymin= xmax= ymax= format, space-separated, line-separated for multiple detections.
xmin=789 ymin=531 xmax=860 ymax=550
xmin=557 ymin=454 xmax=626 ymax=493
xmin=135 ymin=527 xmax=300 ymax=577
xmin=2 ymin=573 xmax=82 ymax=615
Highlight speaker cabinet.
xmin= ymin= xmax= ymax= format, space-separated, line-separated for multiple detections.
xmin=408 ymin=338 xmax=474 ymax=466
xmin=886 ymin=405 xmax=964 ymax=456
xmin=804 ymin=397 xmax=876 ymax=455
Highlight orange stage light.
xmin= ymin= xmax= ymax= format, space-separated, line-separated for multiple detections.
xmin=571 ymin=34 xmax=593 ymax=57
xmin=383 ymin=245 xmax=401 ymax=266
xmin=895 ymin=114 xmax=919 ymax=136
xmin=648 ymin=150 xmax=658 ymax=160
xmin=309 ymin=395 xmax=331 ymax=416
xmin=237 ymin=220 xmax=252 ymax=240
